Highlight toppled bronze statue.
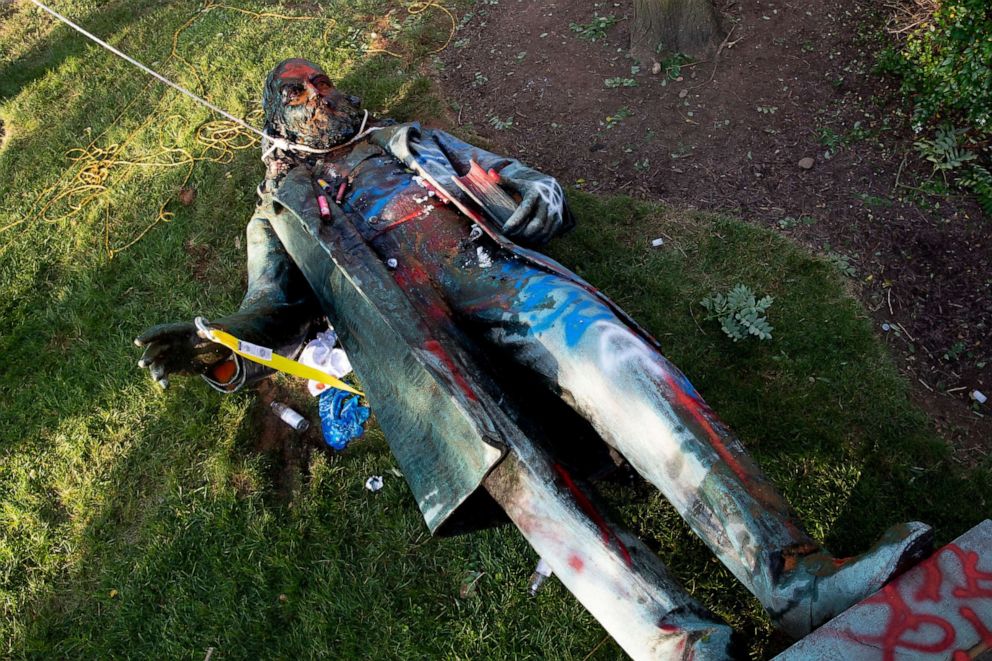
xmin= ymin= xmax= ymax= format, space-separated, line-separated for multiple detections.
xmin=135 ymin=59 xmax=933 ymax=660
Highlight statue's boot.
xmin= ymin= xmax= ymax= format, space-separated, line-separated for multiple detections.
xmin=765 ymin=521 xmax=933 ymax=637
xmin=485 ymin=450 xmax=739 ymax=661
xmin=441 ymin=258 xmax=934 ymax=638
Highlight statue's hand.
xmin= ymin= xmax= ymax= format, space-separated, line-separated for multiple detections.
xmin=134 ymin=322 xmax=230 ymax=389
xmin=499 ymin=174 xmax=567 ymax=246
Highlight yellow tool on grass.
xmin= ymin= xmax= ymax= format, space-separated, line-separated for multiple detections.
xmin=194 ymin=317 xmax=364 ymax=396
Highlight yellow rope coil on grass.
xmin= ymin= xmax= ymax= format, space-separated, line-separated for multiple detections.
xmin=367 ymin=1 xmax=457 ymax=59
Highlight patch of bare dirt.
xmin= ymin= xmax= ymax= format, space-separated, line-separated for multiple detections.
xmin=252 ymin=379 xmax=325 ymax=503
xmin=183 ymin=238 xmax=214 ymax=283
xmin=436 ymin=0 xmax=990 ymax=453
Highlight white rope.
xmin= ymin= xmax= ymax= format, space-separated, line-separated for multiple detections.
xmin=25 ymin=0 xmax=366 ymax=158
xmin=259 ymin=109 xmax=372 ymax=162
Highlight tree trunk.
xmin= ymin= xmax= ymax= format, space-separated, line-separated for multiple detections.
xmin=630 ymin=0 xmax=723 ymax=64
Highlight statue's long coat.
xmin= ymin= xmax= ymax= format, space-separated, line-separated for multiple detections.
xmin=213 ymin=123 xmax=647 ymax=532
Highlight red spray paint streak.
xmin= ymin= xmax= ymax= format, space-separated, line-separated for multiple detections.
xmin=371 ymin=208 xmax=426 ymax=236
xmin=853 ymin=543 xmax=992 ymax=661
xmin=917 ymin=561 xmax=945 ymax=602
xmin=662 ymin=373 xmax=752 ymax=485
xmin=947 ymin=545 xmax=992 ymax=599
xmin=422 ymin=340 xmax=477 ymax=402
xmin=391 ymin=261 xmax=431 ymax=290
xmin=863 ymin=581 xmax=957 ymax=660
xmin=959 ymin=607 xmax=992 ymax=647
xmin=391 ymin=260 xmax=455 ymax=326
xmin=552 ymin=463 xmax=633 ymax=567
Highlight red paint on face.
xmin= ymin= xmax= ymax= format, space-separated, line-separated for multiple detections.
xmin=568 ymin=554 xmax=584 ymax=572
xmin=279 ymin=60 xmax=321 ymax=80
xmin=553 ymin=463 xmax=633 ymax=567
xmin=277 ymin=61 xmax=336 ymax=107
xmin=423 ymin=340 xmax=477 ymax=402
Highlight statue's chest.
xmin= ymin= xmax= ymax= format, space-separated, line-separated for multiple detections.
xmin=322 ymin=144 xmax=450 ymax=239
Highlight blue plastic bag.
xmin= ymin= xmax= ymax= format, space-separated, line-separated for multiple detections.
xmin=318 ymin=387 xmax=370 ymax=451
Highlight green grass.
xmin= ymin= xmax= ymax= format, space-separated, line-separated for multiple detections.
xmin=1 ymin=1 xmax=989 ymax=659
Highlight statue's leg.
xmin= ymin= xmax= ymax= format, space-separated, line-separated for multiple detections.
xmin=484 ymin=448 xmax=737 ymax=661
xmin=445 ymin=258 xmax=932 ymax=637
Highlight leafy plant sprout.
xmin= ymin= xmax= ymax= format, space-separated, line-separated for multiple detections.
xmin=700 ymin=284 xmax=774 ymax=342
xmin=569 ymin=14 xmax=619 ymax=42
xmin=605 ymin=77 xmax=637 ymax=88
xmin=488 ymin=115 xmax=514 ymax=130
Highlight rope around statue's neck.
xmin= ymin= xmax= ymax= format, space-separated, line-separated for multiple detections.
xmin=259 ymin=110 xmax=374 ymax=163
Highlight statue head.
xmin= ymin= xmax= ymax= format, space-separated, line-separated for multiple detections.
xmin=262 ymin=58 xmax=362 ymax=149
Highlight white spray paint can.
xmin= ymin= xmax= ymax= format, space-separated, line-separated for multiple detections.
xmin=528 ymin=558 xmax=554 ymax=596
xmin=271 ymin=401 xmax=309 ymax=431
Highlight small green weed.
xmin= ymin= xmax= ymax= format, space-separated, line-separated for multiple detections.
xmin=659 ymin=52 xmax=692 ymax=79
xmin=605 ymin=77 xmax=637 ymax=88
xmin=569 ymin=14 xmax=619 ymax=42
xmin=700 ymin=284 xmax=774 ymax=342
xmin=857 ymin=193 xmax=894 ymax=208
xmin=915 ymin=125 xmax=976 ymax=173
xmin=605 ymin=107 xmax=632 ymax=129
xmin=816 ymin=126 xmax=844 ymax=158
xmin=777 ymin=215 xmax=816 ymax=230
xmin=825 ymin=250 xmax=857 ymax=278
xmin=943 ymin=341 xmax=967 ymax=362
xmin=959 ymin=163 xmax=992 ymax=215
xmin=488 ymin=114 xmax=514 ymax=130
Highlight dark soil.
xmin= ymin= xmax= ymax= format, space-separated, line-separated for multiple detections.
xmin=436 ymin=0 xmax=990 ymax=456
xmin=183 ymin=238 xmax=213 ymax=283
xmin=251 ymin=379 xmax=326 ymax=502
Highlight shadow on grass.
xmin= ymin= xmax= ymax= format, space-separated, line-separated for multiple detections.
xmin=0 ymin=0 xmax=164 ymax=102
xmin=10 ymin=188 xmax=989 ymax=659
xmin=549 ymin=193 xmax=992 ymax=655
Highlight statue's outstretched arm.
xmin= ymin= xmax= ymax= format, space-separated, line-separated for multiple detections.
xmin=135 ymin=214 xmax=320 ymax=391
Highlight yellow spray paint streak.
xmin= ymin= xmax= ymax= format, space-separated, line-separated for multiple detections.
xmin=201 ymin=326 xmax=363 ymax=397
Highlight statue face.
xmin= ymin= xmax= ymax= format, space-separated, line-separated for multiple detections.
xmin=263 ymin=58 xmax=362 ymax=149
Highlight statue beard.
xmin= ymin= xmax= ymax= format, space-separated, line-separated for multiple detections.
xmin=267 ymin=95 xmax=362 ymax=150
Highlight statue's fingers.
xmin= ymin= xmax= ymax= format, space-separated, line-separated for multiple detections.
xmin=138 ymin=343 xmax=168 ymax=368
xmin=535 ymin=209 xmax=561 ymax=244
xmin=498 ymin=175 xmax=522 ymax=195
xmin=503 ymin=190 xmax=538 ymax=234
xmin=148 ymin=360 xmax=167 ymax=384
xmin=521 ymin=200 xmax=549 ymax=240
xmin=135 ymin=322 xmax=191 ymax=347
